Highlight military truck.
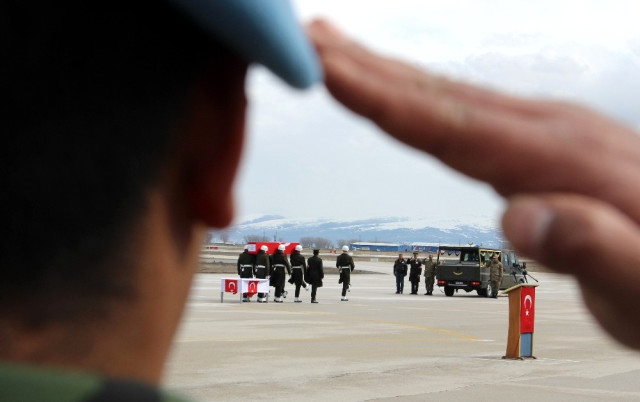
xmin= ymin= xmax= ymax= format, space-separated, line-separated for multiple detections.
xmin=435 ymin=246 xmax=527 ymax=297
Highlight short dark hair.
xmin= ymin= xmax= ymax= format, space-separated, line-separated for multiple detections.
xmin=0 ymin=1 xmax=227 ymax=325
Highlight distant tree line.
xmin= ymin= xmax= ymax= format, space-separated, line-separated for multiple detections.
xmin=299 ymin=237 xmax=333 ymax=249
xmin=207 ymin=230 xmax=231 ymax=244
xmin=336 ymin=238 xmax=360 ymax=248
xmin=244 ymin=234 xmax=268 ymax=243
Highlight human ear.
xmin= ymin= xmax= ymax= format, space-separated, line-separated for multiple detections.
xmin=183 ymin=60 xmax=248 ymax=229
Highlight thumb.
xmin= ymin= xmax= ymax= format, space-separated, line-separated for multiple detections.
xmin=502 ymin=194 xmax=640 ymax=349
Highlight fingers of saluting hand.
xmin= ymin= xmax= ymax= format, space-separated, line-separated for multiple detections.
xmin=502 ymin=194 xmax=640 ymax=349
xmin=307 ymin=19 xmax=640 ymax=223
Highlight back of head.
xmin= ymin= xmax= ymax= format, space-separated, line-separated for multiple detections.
xmin=0 ymin=0 xmax=228 ymax=327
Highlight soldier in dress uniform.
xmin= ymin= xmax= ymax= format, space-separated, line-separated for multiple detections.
xmin=237 ymin=244 xmax=255 ymax=302
xmin=336 ymin=245 xmax=355 ymax=301
xmin=289 ymin=244 xmax=309 ymax=302
xmin=488 ymin=254 xmax=504 ymax=298
xmin=270 ymin=244 xmax=291 ymax=303
xmin=423 ymin=253 xmax=437 ymax=296
xmin=306 ymin=249 xmax=324 ymax=303
xmin=393 ymin=253 xmax=407 ymax=294
xmin=254 ymin=245 xmax=271 ymax=303
xmin=407 ymin=251 xmax=423 ymax=294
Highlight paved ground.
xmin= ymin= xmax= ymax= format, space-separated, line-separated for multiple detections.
xmin=164 ymin=263 xmax=640 ymax=401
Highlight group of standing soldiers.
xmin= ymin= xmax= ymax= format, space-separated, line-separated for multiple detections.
xmin=393 ymin=252 xmax=504 ymax=297
xmin=236 ymin=245 xmax=326 ymax=303
xmin=393 ymin=252 xmax=437 ymax=295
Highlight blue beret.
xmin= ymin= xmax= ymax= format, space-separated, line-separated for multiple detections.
xmin=168 ymin=0 xmax=322 ymax=89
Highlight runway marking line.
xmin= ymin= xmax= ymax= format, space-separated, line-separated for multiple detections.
xmin=176 ymin=307 xmax=484 ymax=343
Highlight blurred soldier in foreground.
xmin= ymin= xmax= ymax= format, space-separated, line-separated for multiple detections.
xmin=488 ymin=255 xmax=504 ymax=299
xmin=289 ymin=245 xmax=309 ymax=302
xmin=423 ymin=254 xmax=437 ymax=296
xmin=306 ymin=249 xmax=324 ymax=303
xmin=237 ymin=245 xmax=255 ymax=302
xmin=393 ymin=253 xmax=407 ymax=294
xmin=407 ymin=251 xmax=423 ymax=295
xmin=270 ymin=244 xmax=291 ymax=303
xmin=336 ymin=245 xmax=355 ymax=301
xmin=255 ymin=245 xmax=273 ymax=303
xmin=0 ymin=0 xmax=320 ymax=399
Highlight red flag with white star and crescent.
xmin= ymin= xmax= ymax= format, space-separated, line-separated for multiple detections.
xmin=520 ymin=286 xmax=535 ymax=333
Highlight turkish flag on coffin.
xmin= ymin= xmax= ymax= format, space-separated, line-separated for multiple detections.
xmin=247 ymin=280 xmax=259 ymax=297
xmin=225 ymin=279 xmax=239 ymax=294
xmin=520 ymin=286 xmax=535 ymax=333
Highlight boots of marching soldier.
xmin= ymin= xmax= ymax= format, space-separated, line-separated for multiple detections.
xmin=341 ymin=281 xmax=350 ymax=300
xmin=274 ymin=296 xmax=283 ymax=303
xmin=294 ymin=297 xmax=302 ymax=303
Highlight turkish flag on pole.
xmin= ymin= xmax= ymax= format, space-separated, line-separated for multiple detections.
xmin=225 ymin=279 xmax=238 ymax=294
xmin=520 ymin=286 xmax=535 ymax=333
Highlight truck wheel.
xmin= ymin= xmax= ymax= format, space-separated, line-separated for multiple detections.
xmin=444 ymin=286 xmax=454 ymax=297
xmin=485 ymin=283 xmax=492 ymax=298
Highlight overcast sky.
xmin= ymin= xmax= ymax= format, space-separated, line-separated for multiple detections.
xmin=231 ymin=0 xmax=640 ymax=228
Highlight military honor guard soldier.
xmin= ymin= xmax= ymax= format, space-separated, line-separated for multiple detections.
xmin=336 ymin=245 xmax=355 ymax=301
xmin=254 ymin=245 xmax=271 ymax=303
xmin=288 ymin=244 xmax=309 ymax=302
xmin=306 ymin=249 xmax=324 ymax=303
xmin=237 ymin=245 xmax=255 ymax=302
xmin=270 ymin=244 xmax=291 ymax=303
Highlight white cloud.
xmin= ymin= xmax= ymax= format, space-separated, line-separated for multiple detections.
xmin=231 ymin=0 xmax=640 ymax=229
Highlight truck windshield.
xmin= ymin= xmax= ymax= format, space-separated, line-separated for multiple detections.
xmin=461 ymin=250 xmax=479 ymax=262
xmin=438 ymin=248 xmax=479 ymax=263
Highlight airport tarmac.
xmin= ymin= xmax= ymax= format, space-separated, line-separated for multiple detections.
xmin=164 ymin=265 xmax=640 ymax=401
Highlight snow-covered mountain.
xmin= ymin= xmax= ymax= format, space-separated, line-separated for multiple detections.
xmin=210 ymin=215 xmax=504 ymax=248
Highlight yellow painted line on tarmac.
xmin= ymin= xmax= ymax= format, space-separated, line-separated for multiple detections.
xmin=176 ymin=336 xmax=481 ymax=344
xmin=177 ymin=307 xmax=482 ymax=343
xmin=345 ymin=316 xmax=482 ymax=341
xmin=234 ymin=305 xmax=481 ymax=341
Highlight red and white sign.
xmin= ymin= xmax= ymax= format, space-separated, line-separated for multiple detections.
xmin=224 ymin=279 xmax=239 ymax=294
xmin=247 ymin=281 xmax=258 ymax=295
xmin=241 ymin=279 xmax=268 ymax=296
xmin=220 ymin=278 xmax=270 ymax=302
xmin=247 ymin=242 xmax=300 ymax=255
xmin=520 ymin=286 xmax=536 ymax=333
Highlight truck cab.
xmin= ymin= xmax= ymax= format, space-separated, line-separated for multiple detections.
xmin=436 ymin=246 xmax=527 ymax=297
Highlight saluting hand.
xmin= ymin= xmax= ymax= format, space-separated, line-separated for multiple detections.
xmin=309 ymin=19 xmax=640 ymax=350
